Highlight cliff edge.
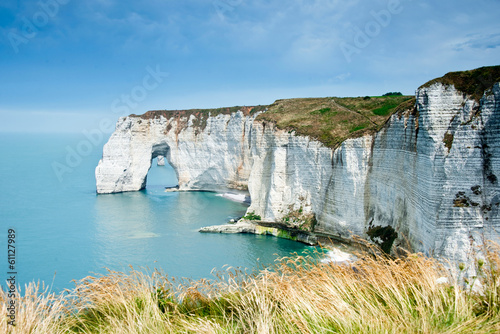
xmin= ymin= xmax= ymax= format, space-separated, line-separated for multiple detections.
xmin=96 ymin=66 xmax=500 ymax=263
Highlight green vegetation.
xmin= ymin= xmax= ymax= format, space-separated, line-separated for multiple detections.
xmin=257 ymin=95 xmax=414 ymax=148
xmin=349 ymin=124 xmax=369 ymax=133
xmin=420 ymin=65 xmax=500 ymax=102
xmin=310 ymin=107 xmax=332 ymax=115
xmin=254 ymin=225 xmax=299 ymax=242
xmin=132 ymin=94 xmax=414 ymax=148
xmin=280 ymin=206 xmax=317 ymax=232
xmin=242 ymin=211 xmax=261 ymax=221
xmin=130 ymin=93 xmax=420 ymax=148
xmin=382 ymin=92 xmax=403 ymax=96
xmin=372 ymin=100 xmax=405 ymax=116
xmin=4 ymin=242 xmax=500 ymax=333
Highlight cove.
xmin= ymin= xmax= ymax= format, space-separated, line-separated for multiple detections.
xmin=0 ymin=133 xmax=312 ymax=292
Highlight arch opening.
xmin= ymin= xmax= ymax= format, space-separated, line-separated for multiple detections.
xmin=145 ymin=142 xmax=179 ymax=190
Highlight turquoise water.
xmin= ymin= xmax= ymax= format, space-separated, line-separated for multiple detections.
xmin=0 ymin=133 xmax=311 ymax=291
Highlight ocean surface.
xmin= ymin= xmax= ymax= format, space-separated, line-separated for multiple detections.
xmin=0 ymin=133 xmax=312 ymax=292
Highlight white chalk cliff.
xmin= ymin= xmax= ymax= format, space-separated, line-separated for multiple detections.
xmin=96 ymin=73 xmax=500 ymax=263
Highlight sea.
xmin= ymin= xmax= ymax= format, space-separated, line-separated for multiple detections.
xmin=0 ymin=133 xmax=313 ymax=292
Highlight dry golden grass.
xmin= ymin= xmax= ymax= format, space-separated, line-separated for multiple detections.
xmin=2 ymin=242 xmax=500 ymax=333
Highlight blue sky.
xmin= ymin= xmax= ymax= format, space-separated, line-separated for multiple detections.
xmin=1 ymin=0 xmax=499 ymax=133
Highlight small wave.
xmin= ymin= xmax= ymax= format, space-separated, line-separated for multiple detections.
xmin=217 ymin=193 xmax=251 ymax=204
xmin=321 ymin=248 xmax=356 ymax=264
xmin=128 ymin=232 xmax=160 ymax=239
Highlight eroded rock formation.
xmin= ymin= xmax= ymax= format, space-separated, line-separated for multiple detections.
xmin=96 ymin=70 xmax=500 ymax=262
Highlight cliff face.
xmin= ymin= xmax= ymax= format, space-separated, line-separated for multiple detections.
xmin=95 ymin=111 xmax=256 ymax=194
xmin=96 ymin=79 xmax=500 ymax=262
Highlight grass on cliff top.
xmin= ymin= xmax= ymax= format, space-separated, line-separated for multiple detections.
xmin=132 ymin=105 xmax=267 ymax=121
xmin=131 ymin=105 xmax=268 ymax=133
xmin=129 ymin=95 xmax=414 ymax=148
xmin=256 ymin=95 xmax=414 ymax=148
xmin=3 ymin=241 xmax=500 ymax=334
xmin=420 ymin=65 xmax=500 ymax=102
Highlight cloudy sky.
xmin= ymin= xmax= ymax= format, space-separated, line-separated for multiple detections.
xmin=1 ymin=0 xmax=499 ymax=132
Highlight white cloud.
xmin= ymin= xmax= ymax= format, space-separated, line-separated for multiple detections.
xmin=2 ymin=0 xmax=500 ymax=132
xmin=334 ymin=72 xmax=351 ymax=81
xmin=453 ymin=33 xmax=500 ymax=51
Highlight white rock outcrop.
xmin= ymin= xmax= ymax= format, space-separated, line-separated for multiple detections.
xmin=156 ymin=155 xmax=165 ymax=166
xmin=96 ymin=82 xmax=500 ymax=263
xmin=96 ymin=110 xmax=256 ymax=194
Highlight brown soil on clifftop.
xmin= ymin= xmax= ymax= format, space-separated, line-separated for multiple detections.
xmin=256 ymin=95 xmax=414 ymax=148
xmin=420 ymin=65 xmax=500 ymax=102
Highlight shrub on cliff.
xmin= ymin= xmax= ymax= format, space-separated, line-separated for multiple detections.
xmin=281 ymin=206 xmax=317 ymax=232
xmin=242 ymin=211 xmax=261 ymax=221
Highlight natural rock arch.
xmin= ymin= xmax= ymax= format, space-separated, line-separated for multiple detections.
xmin=147 ymin=141 xmax=179 ymax=188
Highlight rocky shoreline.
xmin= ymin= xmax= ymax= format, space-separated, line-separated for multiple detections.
xmin=199 ymin=219 xmax=340 ymax=246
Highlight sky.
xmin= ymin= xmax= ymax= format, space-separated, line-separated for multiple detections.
xmin=0 ymin=0 xmax=499 ymax=133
